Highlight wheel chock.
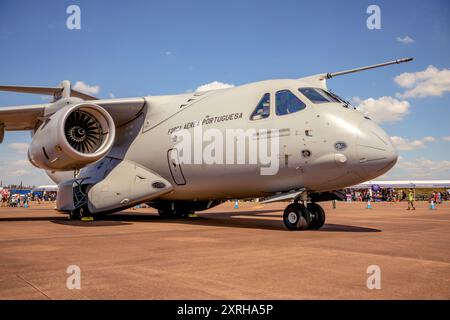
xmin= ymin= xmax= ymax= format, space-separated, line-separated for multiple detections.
xmin=187 ymin=213 xmax=199 ymax=218
xmin=81 ymin=216 xmax=94 ymax=222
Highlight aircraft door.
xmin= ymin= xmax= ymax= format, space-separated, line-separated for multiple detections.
xmin=167 ymin=148 xmax=187 ymax=185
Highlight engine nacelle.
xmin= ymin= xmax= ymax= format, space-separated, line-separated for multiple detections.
xmin=28 ymin=103 xmax=115 ymax=171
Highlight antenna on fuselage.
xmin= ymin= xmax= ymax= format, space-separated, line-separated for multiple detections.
xmin=325 ymin=57 xmax=413 ymax=79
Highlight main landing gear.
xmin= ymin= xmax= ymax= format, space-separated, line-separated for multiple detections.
xmin=69 ymin=178 xmax=93 ymax=221
xmin=69 ymin=205 xmax=93 ymax=221
xmin=157 ymin=208 xmax=195 ymax=218
xmin=283 ymin=202 xmax=326 ymax=231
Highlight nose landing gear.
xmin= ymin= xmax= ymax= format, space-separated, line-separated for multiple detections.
xmin=282 ymin=202 xmax=326 ymax=231
xmin=306 ymin=202 xmax=326 ymax=230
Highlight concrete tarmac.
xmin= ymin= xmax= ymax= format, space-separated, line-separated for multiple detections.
xmin=0 ymin=201 xmax=449 ymax=299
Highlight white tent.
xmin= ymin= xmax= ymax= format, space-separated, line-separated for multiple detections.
xmin=32 ymin=185 xmax=58 ymax=192
xmin=351 ymin=180 xmax=450 ymax=189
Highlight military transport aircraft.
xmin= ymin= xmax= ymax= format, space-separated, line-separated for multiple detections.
xmin=0 ymin=58 xmax=412 ymax=230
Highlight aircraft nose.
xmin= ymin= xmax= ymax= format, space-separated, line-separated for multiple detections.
xmin=356 ymin=121 xmax=398 ymax=180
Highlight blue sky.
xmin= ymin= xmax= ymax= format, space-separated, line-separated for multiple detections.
xmin=1 ymin=0 xmax=449 ymax=185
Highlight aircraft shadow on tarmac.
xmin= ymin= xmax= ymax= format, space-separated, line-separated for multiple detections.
xmin=77 ymin=210 xmax=381 ymax=233
xmin=0 ymin=216 xmax=65 ymax=222
xmin=0 ymin=211 xmax=381 ymax=232
xmin=0 ymin=216 xmax=131 ymax=227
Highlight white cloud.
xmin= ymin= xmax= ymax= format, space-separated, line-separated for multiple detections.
xmin=395 ymin=157 xmax=450 ymax=177
xmin=396 ymin=36 xmax=415 ymax=44
xmin=8 ymin=142 xmax=29 ymax=154
xmin=422 ymin=136 xmax=436 ymax=142
xmin=11 ymin=169 xmax=31 ymax=176
xmin=15 ymin=159 xmax=30 ymax=166
xmin=391 ymin=136 xmax=435 ymax=151
xmin=442 ymin=136 xmax=450 ymax=142
xmin=108 ymin=92 xmax=115 ymax=98
xmin=379 ymin=155 xmax=450 ymax=180
xmin=0 ymin=141 xmax=53 ymax=186
xmin=164 ymin=51 xmax=173 ymax=57
xmin=195 ymin=81 xmax=235 ymax=92
xmin=395 ymin=65 xmax=450 ymax=98
xmin=353 ymin=96 xmax=410 ymax=123
xmin=73 ymin=81 xmax=100 ymax=95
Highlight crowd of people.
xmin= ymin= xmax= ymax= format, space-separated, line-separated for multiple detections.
xmin=1 ymin=191 xmax=30 ymax=208
xmin=0 ymin=189 xmax=57 ymax=208
xmin=345 ymin=188 xmax=449 ymax=203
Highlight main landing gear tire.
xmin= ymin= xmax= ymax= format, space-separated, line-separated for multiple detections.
xmin=283 ymin=203 xmax=311 ymax=231
xmin=158 ymin=209 xmax=176 ymax=218
xmin=69 ymin=209 xmax=81 ymax=220
xmin=307 ymin=203 xmax=326 ymax=230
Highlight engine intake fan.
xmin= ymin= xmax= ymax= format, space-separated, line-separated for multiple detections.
xmin=64 ymin=110 xmax=104 ymax=154
xmin=28 ymin=103 xmax=116 ymax=171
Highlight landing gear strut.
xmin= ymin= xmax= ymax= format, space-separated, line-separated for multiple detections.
xmin=69 ymin=178 xmax=93 ymax=220
xmin=282 ymin=202 xmax=326 ymax=231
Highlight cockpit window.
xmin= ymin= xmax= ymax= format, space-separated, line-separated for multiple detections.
xmin=275 ymin=90 xmax=306 ymax=116
xmin=298 ymin=87 xmax=339 ymax=103
xmin=250 ymin=93 xmax=270 ymax=120
xmin=299 ymin=87 xmax=355 ymax=108
xmin=319 ymin=89 xmax=341 ymax=103
xmin=327 ymin=91 xmax=354 ymax=108
xmin=299 ymin=88 xmax=330 ymax=103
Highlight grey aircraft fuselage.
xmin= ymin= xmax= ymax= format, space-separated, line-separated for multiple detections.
xmin=52 ymin=77 xmax=396 ymax=203
xmin=2 ymin=58 xmax=410 ymax=221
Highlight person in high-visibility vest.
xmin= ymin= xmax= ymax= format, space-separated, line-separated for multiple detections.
xmin=407 ymin=189 xmax=415 ymax=211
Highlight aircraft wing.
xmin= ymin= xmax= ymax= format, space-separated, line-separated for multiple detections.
xmin=0 ymin=104 xmax=46 ymax=131
xmin=95 ymin=97 xmax=146 ymax=126
xmin=0 ymin=85 xmax=97 ymax=101
xmin=0 ymin=97 xmax=146 ymax=143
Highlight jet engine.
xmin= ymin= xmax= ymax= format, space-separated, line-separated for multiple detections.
xmin=28 ymin=103 xmax=115 ymax=171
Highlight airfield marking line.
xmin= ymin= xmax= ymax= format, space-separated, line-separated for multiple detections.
xmin=15 ymin=274 xmax=52 ymax=300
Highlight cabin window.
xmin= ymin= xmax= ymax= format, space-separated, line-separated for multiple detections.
xmin=250 ymin=93 xmax=271 ymax=120
xmin=275 ymin=90 xmax=306 ymax=116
